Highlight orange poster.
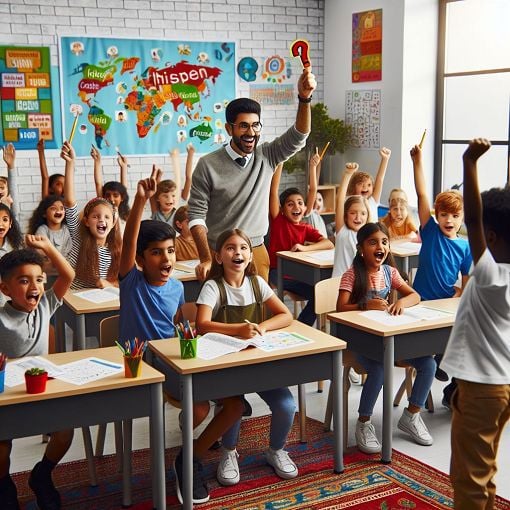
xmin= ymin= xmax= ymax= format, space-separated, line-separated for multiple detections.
xmin=352 ymin=9 xmax=382 ymax=83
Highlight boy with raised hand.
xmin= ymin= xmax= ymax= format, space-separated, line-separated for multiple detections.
xmin=441 ymin=139 xmax=510 ymax=509
xmin=0 ymin=234 xmax=75 ymax=510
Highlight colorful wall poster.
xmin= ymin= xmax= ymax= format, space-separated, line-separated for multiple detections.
xmin=345 ymin=89 xmax=381 ymax=148
xmin=352 ymin=9 xmax=382 ymax=82
xmin=0 ymin=46 xmax=58 ymax=149
xmin=59 ymin=37 xmax=236 ymax=157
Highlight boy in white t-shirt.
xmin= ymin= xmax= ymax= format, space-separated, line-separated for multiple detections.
xmin=440 ymin=139 xmax=510 ymax=508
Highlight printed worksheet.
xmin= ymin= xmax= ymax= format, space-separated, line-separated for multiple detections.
xmin=56 ymin=357 xmax=123 ymax=385
xmin=360 ymin=305 xmax=454 ymax=326
xmin=5 ymin=357 xmax=64 ymax=387
xmin=73 ymin=287 xmax=119 ymax=304
xmin=305 ymin=250 xmax=335 ymax=262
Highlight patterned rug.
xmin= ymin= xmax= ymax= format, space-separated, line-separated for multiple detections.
xmin=13 ymin=415 xmax=510 ymax=509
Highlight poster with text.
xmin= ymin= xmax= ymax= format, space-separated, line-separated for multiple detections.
xmin=352 ymin=9 xmax=382 ymax=83
xmin=0 ymin=46 xmax=57 ymax=149
xmin=345 ymin=90 xmax=381 ymax=148
xmin=59 ymin=37 xmax=236 ymax=157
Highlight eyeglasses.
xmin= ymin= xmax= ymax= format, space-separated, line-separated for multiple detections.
xmin=229 ymin=121 xmax=263 ymax=133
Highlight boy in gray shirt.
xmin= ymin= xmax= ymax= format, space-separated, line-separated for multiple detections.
xmin=0 ymin=234 xmax=74 ymax=510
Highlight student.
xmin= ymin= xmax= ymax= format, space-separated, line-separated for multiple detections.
xmin=381 ymin=188 xmax=418 ymax=241
xmin=440 ymin=139 xmax=510 ymax=509
xmin=91 ymin=145 xmax=131 ymax=234
xmin=173 ymin=205 xmax=199 ymax=261
xmin=1 ymin=143 xmax=19 ymax=216
xmin=410 ymin=145 xmax=473 ymax=395
xmin=120 ymin=169 xmax=242 ymax=505
xmin=302 ymin=151 xmax=328 ymax=238
xmin=196 ymin=228 xmax=295 ymax=487
xmin=268 ymin=157 xmax=334 ymax=326
xmin=150 ymin=147 xmax=194 ymax=226
xmin=28 ymin=196 xmax=72 ymax=258
xmin=346 ymin=147 xmax=391 ymax=221
xmin=37 ymin=139 xmax=65 ymax=199
xmin=337 ymin=222 xmax=434 ymax=453
xmin=60 ymin=142 xmax=121 ymax=289
xmin=0 ymin=234 xmax=75 ymax=510
xmin=332 ymin=162 xmax=371 ymax=278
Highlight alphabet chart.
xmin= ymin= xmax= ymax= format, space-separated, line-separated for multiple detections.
xmin=345 ymin=89 xmax=381 ymax=148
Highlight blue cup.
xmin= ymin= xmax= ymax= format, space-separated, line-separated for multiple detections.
xmin=0 ymin=370 xmax=5 ymax=393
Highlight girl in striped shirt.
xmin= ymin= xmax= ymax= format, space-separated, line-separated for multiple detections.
xmin=60 ymin=142 xmax=121 ymax=290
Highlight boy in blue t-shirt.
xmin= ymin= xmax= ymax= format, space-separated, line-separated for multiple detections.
xmin=411 ymin=145 xmax=473 ymax=402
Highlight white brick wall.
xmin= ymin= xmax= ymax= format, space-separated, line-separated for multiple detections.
xmin=0 ymin=0 xmax=324 ymax=230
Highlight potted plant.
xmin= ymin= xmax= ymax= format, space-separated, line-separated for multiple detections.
xmin=25 ymin=367 xmax=49 ymax=394
xmin=283 ymin=103 xmax=352 ymax=177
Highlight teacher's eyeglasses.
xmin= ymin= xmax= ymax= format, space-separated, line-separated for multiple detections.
xmin=229 ymin=121 xmax=263 ymax=133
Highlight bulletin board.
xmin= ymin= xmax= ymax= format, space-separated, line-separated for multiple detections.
xmin=345 ymin=89 xmax=381 ymax=149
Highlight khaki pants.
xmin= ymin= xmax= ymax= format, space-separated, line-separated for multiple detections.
xmin=252 ymin=244 xmax=270 ymax=283
xmin=450 ymin=379 xmax=510 ymax=509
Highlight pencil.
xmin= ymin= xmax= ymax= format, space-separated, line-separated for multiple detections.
xmin=418 ymin=129 xmax=427 ymax=149
xmin=68 ymin=115 xmax=79 ymax=144
xmin=319 ymin=141 xmax=330 ymax=162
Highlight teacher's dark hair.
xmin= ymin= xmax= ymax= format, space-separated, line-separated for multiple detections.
xmin=225 ymin=98 xmax=261 ymax=124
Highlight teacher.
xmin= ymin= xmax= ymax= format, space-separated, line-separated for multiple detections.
xmin=188 ymin=68 xmax=316 ymax=281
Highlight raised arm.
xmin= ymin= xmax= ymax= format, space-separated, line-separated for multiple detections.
xmin=182 ymin=143 xmax=195 ymax=201
xmin=90 ymin=145 xmax=103 ymax=197
xmin=26 ymin=234 xmax=74 ymax=300
xmin=305 ymin=148 xmax=321 ymax=216
xmin=61 ymin=142 xmax=76 ymax=207
xmin=149 ymin=164 xmax=162 ymax=214
xmin=118 ymin=154 xmax=129 ymax=188
xmin=169 ymin=148 xmax=182 ymax=205
xmin=269 ymin=163 xmax=283 ymax=220
xmin=37 ymin=139 xmax=50 ymax=198
xmin=462 ymin=138 xmax=491 ymax=264
xmin=294 ymin=68 xmax=316 ymax=134
xmin=2 ymin=143 xmax=18 ymax=216
xmin=372 ymin=146 xmax=391 ymax=203
xmin=119 ymin=165 xmax=158 ymax=278
xmin=335 ymin=163 xmax=358 ymax=233
xmin=410 ymin=145 xmax=431 ymax=227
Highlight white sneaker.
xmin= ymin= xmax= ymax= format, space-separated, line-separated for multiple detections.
xmin=355 ymin=420 xmax=381 ymax=454
xmin=398 ymin=408 xmax=433 ymax=446
xmin=265 ymin=448 xmax=298 ymax=479
xmin=217 ymin=448 xmax=240 ymax=486
xmin=349 ymin=368 xmax=362 ymax=385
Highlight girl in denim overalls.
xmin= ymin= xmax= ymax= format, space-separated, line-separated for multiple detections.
xmin=337 ymin=223 xmax=435 ymax=454
xmin=196 ymin=229 xmax=297 ymax=487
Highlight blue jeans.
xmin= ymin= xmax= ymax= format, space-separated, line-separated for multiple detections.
xmin=222 ymin=388 xmax=296 ymax=451
xmin=269 ymin=269 xmax=316 ymax=326
xmin=357 ymin=354 xmax=436 ymax=417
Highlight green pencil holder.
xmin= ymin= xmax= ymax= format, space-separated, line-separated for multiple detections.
xmin=180 ymin=337 xmax=197 ymax=359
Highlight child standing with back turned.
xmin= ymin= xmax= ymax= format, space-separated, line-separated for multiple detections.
xmin=440 ymin=139 xmax=510 ymax=509
xmin=337 ymin=223 xmax=434 ymax=453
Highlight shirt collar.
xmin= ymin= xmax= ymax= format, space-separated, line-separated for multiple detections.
xmin=224 ymin=142 xmax=253 ymax=167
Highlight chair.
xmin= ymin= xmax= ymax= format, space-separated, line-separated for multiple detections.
xmin=284 ymin=290 xmax=306 ymax=319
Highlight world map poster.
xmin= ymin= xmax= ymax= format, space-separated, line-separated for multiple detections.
xmin=59 ymin=37 xmax=236 ymax=157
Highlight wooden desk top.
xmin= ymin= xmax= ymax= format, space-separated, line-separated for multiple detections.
xmin=327 ymin=298 xmax=459 ymax=337
xmin=0 ymin=347 xmax=164 ymax=406
xmin=391 ymin=242 xmax=422 ymax=257
xmin=149 ymin=320 xmax=346 ymax=375
xmin=276 ymin=250 xmax=334 ymax=268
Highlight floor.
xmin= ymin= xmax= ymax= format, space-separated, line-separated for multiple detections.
xmin=10 ymin=369 xmax=510 ymax=501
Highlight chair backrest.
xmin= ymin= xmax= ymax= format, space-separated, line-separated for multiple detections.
xmin=314 ymin=276 xmax=341 ymax=315
xmin=99 ymin=314 xmax=120 ymax=347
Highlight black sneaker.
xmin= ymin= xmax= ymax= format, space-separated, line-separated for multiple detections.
xmin=435 ymin=367 xmax=449 ymax=382
xmin=173 ymin=449 xmax=210 ymax=505
xmin=0 ymin=475 xmax=20 ymax=510
xmin=28 ymin=462 xmax=61 ymax=510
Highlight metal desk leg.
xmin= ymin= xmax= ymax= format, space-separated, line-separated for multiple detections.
xmin=150 ymin=383 xmax=165 ymax=510
xmin=277 ymin=257 xmax=284 ymax=300
xmin=382 ymin=335 xmax=394 ymax=463
xmin=122 ymin=419 xmax=133 ymax=507
xmin=332 ymin=350 xmax=344 ymax=473
xmin=74 ymin=314 xmax=86 ymax=351
xmin=297 ymin=384 xmax=307 ymax=443
xmin=403 ymin=256 xmax=409 ymax=277
xmin=182 ymin=374 xmax=193 ymax=510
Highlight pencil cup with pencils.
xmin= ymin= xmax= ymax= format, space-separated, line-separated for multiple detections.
xmin=115 ymin=338 xmax=147 ymax=378
xmin=0 ymin=352 xmax=6 ymax=393
xmin=177 ymin=322 xmax=198 ymax=359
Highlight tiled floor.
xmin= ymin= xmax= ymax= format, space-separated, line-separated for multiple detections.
xmin=10 ymin=370 xmax=510 ymax=501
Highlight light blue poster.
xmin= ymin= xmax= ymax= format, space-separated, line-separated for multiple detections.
xmin=59 ymin=37 xmax=236 ymax=157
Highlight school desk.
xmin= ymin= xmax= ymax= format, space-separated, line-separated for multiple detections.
xmin=56 ymin=270 xmax=201 ymax=351
xmin=147 ymin=320 xmax=346 ymax=510
xmin=276 ymin=250 xmax=334 ymax=300
xmin=327 ymin=297 xmax=459 ymax=463
xmin=0 ymin=346 xmax=166 ymax=509
xmin=391 ymin=242 xmax=421 ymax=281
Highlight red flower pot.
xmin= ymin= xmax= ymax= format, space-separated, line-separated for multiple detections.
xmin=25 ymin=372 xmax=48 ymax=394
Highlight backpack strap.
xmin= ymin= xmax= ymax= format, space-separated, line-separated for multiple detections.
xmin=248 ymin=275 xmax=265 ymax=321
xmin=214 ymin=278 xmax=229 ymax=322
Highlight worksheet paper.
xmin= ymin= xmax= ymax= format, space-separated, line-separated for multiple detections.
xmin=391 ymin=242 xmax=422 ymax=255
xmin=4 ymin=357 xmax=64 ymax=387
xmin=55 ymin=357 xmax=123 ymax=385
xmin=197 ymin=332 xmax=313 ymax=360
xmin=305 ymin=249 xmax=335 ymax=262
xmin=360 ymin=305 xmax=454 ymax=326
xmin=73 ymin=287 xmax=120 ymax=304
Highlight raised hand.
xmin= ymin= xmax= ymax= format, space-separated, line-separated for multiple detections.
xmin=25 ymin=234 xmax=51 ymax=251
xmin=410 ymin=145 xmax=422 ymax=164
xmin=345 ymin=162 xmax=359 ymax=175
xmin=60 ymin=141 xmax=75 ymax=162
xmin=90 ymin=144 xmax=101 ymax=161
xmin=379 ymin=147 xmax=391 ymax=161
xmin=297 ymin=68 xmax=316 ymax=99
xmin=309 ymin=147 xmax=321 ymax=168
xmin=2 ymin=143 xmax=15 ymax=170
xmin=463 ymin=138 xmax=491 ymax=163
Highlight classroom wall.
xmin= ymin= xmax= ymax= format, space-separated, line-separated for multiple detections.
xmin=0 ymin=0 xmax=325 ymax=231
xmin=323 ymin=0 xmax=438 ymax=207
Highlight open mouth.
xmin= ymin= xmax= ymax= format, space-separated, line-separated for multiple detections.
xmin=241 ymin=136 xmax=256 ymax=150
xmin=232 ymin=258 xmax=244 ymax=266
xmin=27 ymin=292 xmax=40 ymax=305
xmin=0 ymin=228 xmax=6 ymax=236
xmin=97 ymin=224 xmax=107 ymax=234
xmin=160 ymin=265 xmax=172 ymax=277
xmin=374 ymin=250 xmax=385 ymax=262
xmin=54 ymin=213 xmax=64 ymax=219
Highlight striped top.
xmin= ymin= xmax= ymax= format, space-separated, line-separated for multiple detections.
xmin=65 ymin=204 xmax=113 ymax=290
